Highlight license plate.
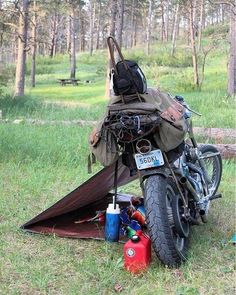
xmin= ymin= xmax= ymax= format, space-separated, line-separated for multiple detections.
xmin=134 ymin=149 xmax=164 ymax=170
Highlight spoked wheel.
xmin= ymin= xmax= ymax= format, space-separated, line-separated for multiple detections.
xmin=144 ymin=175 xmax=190 ymax=267
xmin=198 ymin=145 xmax=222 ymax=196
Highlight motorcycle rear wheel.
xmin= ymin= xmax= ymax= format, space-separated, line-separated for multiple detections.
xmin=144 ymin=175 xmax=189 ymax=267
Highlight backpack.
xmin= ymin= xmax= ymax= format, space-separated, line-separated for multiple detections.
xmin=112 ymin=60 xmax=147 ymax=96
xmin=107 ymin=36 xmax=147 ymax=96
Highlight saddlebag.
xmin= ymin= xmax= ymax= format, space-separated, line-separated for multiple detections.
xmin=89 ymin=88 xmax=188 ymax=167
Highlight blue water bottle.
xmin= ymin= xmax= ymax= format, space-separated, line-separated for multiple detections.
xmin=105 ymin=203 xmax=120 ymax=242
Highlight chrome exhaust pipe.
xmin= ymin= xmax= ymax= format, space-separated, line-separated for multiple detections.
xmin=136 ymin=139 xmax=152 ymax=154
xmin=179 ymin=176 xmax=200 ymax=202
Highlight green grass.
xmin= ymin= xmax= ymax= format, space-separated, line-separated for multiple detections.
xmin=0 ymin=40 xmax=236 ymax=294
xmin=0 ymin=123 xmax=235 ymax=294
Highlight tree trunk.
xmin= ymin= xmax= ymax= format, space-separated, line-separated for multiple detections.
xmin=189 ymin=0 xmax=199 ymax=88
xmin=130 ymin=0 xmax=135 ymax=48
xmin=160 ymin=0 xmax=166 ymax=41
xmin=221 ymin=4 xmax=225 ymax=23
xmin=171 ymin=3 xmax=180 ymax=57
xmin=146 ymin=0 xmax=152 ymax=55
xmin=49 ymin=14 xmax=58 ymax=58
xmin=133 ymin=17 xmax=137 ymax=47
xmin=198 ymin=0 xmax=204 ymax=52
xmin=15 ymin=0 xmax=29 ymax=97
xmin=78 ymin=4 xmax=85 ymax=52
xmin=105 ymin=0 xmax=117 ymax=98
xmin=81 ymin=25 xmax=85 ymax=52
xmin=95 ymin=0 xmax=101 ymax=50
xmin=43 ymin=42 xmax=46 ymax=56
xmin=165 ymin=0 xmax=169 ymax=41
xmin=66 ymin=15 xmax=71 ymax=55
xmin=30 ymin=0 xmax=37 ymax=88
xmin=227 ymin=1 xmax=236 ymax=96
xmin=115 ymin=0 xmax=124 ymax=62
xmin=70 ymin=8 xmax=76 ymax=79
xmin=89 ymin=0 xmax=94 ymax=56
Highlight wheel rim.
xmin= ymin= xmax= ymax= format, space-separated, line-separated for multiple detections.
xmin=200 ymin=152 xmax=221 ymax=195
xmin=166 ymin=185 xmax=187 ymax=253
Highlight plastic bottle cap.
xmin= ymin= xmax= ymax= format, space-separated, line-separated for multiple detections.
xmin=106 ymin=203 xmax=120 ymax=214
xmin=131 ymin=235 xmax=140 ymax=243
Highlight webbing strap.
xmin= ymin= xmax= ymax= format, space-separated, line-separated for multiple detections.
xmin=107 ymin=36 xmax=127 ymax=72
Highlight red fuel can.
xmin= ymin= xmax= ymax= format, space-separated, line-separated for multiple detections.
xmin=124 ymin=230 xmax=151 ymax=274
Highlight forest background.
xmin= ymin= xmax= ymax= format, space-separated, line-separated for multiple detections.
xmin=0 ymin=0 xmax=235 ymax=294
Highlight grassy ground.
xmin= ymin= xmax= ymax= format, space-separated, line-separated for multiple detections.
xmin=0 ymin=41 xmax=235 ymax=294
xmin=1 ymin=42 xmax=235 ymax=127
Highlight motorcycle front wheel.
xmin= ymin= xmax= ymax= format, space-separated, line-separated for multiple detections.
xmin=198 ymin=144 xmax=222 ymax=196
xmin=144 ymin=175 xmax=189 ymax=267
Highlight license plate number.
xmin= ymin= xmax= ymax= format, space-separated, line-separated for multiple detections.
xmin=135 ymin=149 xmax=164 ymax=170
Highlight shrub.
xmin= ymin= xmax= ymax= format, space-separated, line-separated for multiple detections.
xmin=126 ymin=47 xmax=192 ymax=68
xmin=96 ymin=65 xmax=106 ymax=76
xmin=26 ymin=61 xmax=53 ymax=76
xmin=78 ymin=51 xmax=107 ymax=66
xmin=141 ymin=63 xmax=159 ymax=81
xmin=0 ymin=66 xmax=13 ymax=97
xmin=25 ymin=54 xmax=67 ymax=76
xmin=0 ymin=94 xmax=42 ymax=118
xmin=203 ymin=23 xmax=229 ymax=37
xmin=174 ymin=72 xmax=196 ymax=92
xmin=125 ymin=49 xmax=146 ymax=63
xmin=36 ymin=54 xmax=65 ymax=65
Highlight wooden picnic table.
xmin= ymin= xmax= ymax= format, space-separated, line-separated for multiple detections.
xmin=58 ymin=79 xmax=80 ymax=86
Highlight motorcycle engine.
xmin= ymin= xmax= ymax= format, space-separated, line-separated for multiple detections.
xmin=190 ymin=172 xmax=204 ymax=196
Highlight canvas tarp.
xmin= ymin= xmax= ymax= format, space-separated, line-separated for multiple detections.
xmin=21 ymin=158 xmax=137 ymax=240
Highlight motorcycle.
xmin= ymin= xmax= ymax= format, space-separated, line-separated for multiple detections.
xmin=104 ymin=99 xmax=222 ymax=267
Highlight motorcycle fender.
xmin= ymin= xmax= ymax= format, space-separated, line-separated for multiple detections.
xmin=139 ymin=166 xmax=170 ymax=181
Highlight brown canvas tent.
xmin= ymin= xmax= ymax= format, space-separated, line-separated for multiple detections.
xmin=21 ymin=158 xmax=137 ymax=240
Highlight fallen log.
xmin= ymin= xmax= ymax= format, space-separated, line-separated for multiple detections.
xmin=0 ymin=118 xmax=97 ymax=126
xmin=199 ymin=143 xmax=236 ymax=160
xmin=194 ymin=127 xmax=236 ymax=141
xmin=0 ymin=118 xmax=235 ymax=158
xmin=1 ymin=119 xmax=235 ymax=141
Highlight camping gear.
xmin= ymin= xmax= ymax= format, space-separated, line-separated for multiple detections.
xmin=22 ymin=158 xmax=137 ymax=240
xmin=119 ymin=198 xmax=145 ymax=238
xmin=106 ymin=88 xmax=188 ymax=151
xmin=125 ymin=221 xmax=141 ymax=238
xmin=90 ymin=37 xmax=188 ymax=167
xmin=105 ymin=159 xmax=120 ymax=242
xmin=74 ymin=210 xmax=105 ymax=224
xmin=107 ymin=36 xmax=147 ymax=96
xmin=22 ymin=36 xmax=223 ymax=269
xmin=89 ymin=88 xmax=188 ymax=167
xmin=131 ymin=205 xmax=145 ymax=226
xmin=90 ymin=36 xmax=224 ymax=267
xmin=89 ymin=120 xmax=119 ymax=167
xmin=124 ymin=231 xmax=151 ymax=273
xmin=105 ymin=203 xmax=120 ymax=242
